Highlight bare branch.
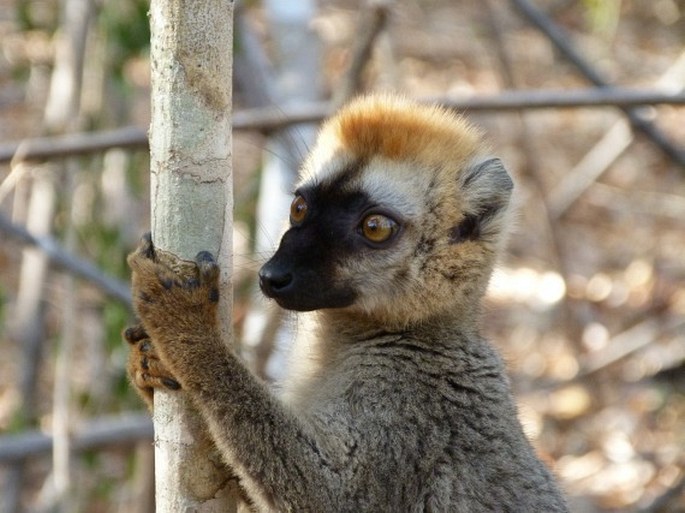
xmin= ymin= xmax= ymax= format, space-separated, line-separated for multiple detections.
xmin=234 ymin=89 xmax=685 ymax=131
xmin=332 ymin=0 xmax=391 ymax=106
xmin=510 ymin=0 xmax=685 ymax=166
xmin=0 ymin=413 xmax=152 ymax=464
xmin=0 ymin=213 xmax=132 ymax=306
xmin=548 ymin=52 xmax=685 ymax=217
xmin=0 ymin=89 xmax=682 ymax=163
xmin=0 ymin=126 xmax=147 ymax=163
xmin=577 ymin=317 xmax=685 ymax=378
xmin=438 ymin=88 xmax=685 ymax=111
xmin=535 ymin=316 xmax=685 ymax=392
xmin=636 ymin=473 xmax=685 ymax=513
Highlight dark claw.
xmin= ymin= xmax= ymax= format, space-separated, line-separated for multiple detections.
xmin=124 ymin=325 xmax=149 ymax=344
xmin=124 ymin=327 xmax=137 ymax=342
xmin=161 ymin=277 xmax=174 ymax=290
xmin=162 ymin=377 xmax=181 ymax=390
xmin=141 ymin=232 xmax=155 ymax=259
xmin=196 ymin=251 xmax=220 ymax=286
xmin=185 ymin=277 xmax=200 ymax=289
xmin=209 ymin=287 xmax=220 ymax=303
xmin=196 ymin=251 xmax=215 ymax=264
xmin=139 ymin=292 xmax=153 ymax=303
xmin=141 ymin=356 xmax=149 ymax=370
xmin=140 ymin=340 xmax=152 ymax=353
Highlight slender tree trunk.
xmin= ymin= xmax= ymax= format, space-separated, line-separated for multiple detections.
xmin=4 ymin=1 xmax=92 ymax=511
xmin=148 ymin=0 xmax=236 ymax=511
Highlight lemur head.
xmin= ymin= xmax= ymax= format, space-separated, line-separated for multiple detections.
xmin=259 ymin=95 xmax=513 ymax=328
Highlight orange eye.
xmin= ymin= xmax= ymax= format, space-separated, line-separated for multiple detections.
xmin=290 ymin=195 xmax=308 ymax=225
xmin=361 ymin=214 xmax=398 ymax=243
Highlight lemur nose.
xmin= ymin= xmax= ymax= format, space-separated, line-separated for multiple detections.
xmin=259 ymin=267 xmax=293 ymax=297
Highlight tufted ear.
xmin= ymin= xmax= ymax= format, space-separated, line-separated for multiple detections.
xmin=459 ymin=157 xmax=513 ymax=212
xmin=450 ymin=157 xmax=513 ymax=244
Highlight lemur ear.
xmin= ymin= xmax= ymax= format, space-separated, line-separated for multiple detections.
xmin=459 ymin=157 xmax=513 ymax=212
xmin=450 ymin=157 xmax=513 ymax=244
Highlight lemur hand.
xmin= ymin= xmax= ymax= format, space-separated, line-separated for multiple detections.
xmin=125 ymin=233 xmax=224 ymax=394
xmin=127 ymin=233 xmax=221 ymax=342
xmin=124 ymin=324 xmax=180 ymax=409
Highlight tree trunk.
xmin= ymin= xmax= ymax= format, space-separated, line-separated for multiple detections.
xmin=3 ymin=1 xmax=93 ymax=511
xmin=148 ymin=0 xmax=236 ymax=511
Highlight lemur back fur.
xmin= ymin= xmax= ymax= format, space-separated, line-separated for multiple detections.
xmin=127 ymin=94 xmax=568 ymax=512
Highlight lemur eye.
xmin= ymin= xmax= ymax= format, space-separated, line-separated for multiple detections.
xmin=361 ymin=214 xmax=398 ymax=244
xmin=290 ymin=195 xmax=308 ymax=225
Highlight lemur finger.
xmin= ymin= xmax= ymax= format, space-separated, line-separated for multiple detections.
xmin=196 ymin=251 xmax=220 ymax=302
xmin=161 ymin=376 xmax=182 ymax=390
xmin=130 ymin=369 xmax=181 ymax=399
xmin=196 ymin=251 xmax=217 ymax=275
xmin=132 ymin=370 xmax=181 ymax=391
xmin=129 ymin=341 xmax=181 ymax=391
xmin=157 ymin=272 xmax=185 ymax=291
xmin=196 ymin=251 xmax=220 ymax=281
xmin=129 ymin=254 xmax=179 ymax=301
xmin=123 ymin=324 xmax=149 ymax=344
xmin=127 ymin=244 xmax=161 ymax=277
xmin=138 ymin=232 xmax=156 ymax=259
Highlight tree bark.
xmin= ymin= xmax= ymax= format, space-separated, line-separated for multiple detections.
xmin=148 ymin=0 xmax=236 ymax=511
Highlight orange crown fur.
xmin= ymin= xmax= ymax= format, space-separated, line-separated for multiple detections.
xmin=320 ymin=95 xmax=482 ymax=168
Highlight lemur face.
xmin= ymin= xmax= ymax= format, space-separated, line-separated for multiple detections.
xmin=258 ymin=160 xmax=408 ymax=312
xmin=259 ymin=95 xmax=513 ymax=324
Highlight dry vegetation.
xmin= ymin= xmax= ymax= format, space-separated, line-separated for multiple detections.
xmin=0 ymin=0 xmax=683 ymax=512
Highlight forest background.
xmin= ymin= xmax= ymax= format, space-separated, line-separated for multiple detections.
xmin=0 ymin=0 xmax=683 ymax=512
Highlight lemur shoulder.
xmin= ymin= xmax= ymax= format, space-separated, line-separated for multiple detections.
xmin=126 ymin=94 xmax=569 ymax=512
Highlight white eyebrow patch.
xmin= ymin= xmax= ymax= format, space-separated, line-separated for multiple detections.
xmin=356 ymin=157 xmax=431 ymax=221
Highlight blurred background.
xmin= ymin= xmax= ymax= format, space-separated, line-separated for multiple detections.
xmin=0 ymin=0 xmax=683 ymax=512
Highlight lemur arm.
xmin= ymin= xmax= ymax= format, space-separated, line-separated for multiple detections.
xmin=128 ymin=235 xmax=338 ymax=511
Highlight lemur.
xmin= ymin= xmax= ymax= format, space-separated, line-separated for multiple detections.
xmin=126 ymin=94 xmax=569 ymax=512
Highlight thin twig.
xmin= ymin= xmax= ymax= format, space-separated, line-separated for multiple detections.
xmin=548 ymin=51 xmax=685 ymax=218
xmin=535 ymin=316 xmax=685 ymax=392
xmin=583 ymin=181 xmax=685 ymax=220
xmin=577 ymin=317 xmax=685 ymax=378
xmin=0 ymin=413 xmax=152 ymax=464
xmin=1 ymin=88 xmax=682 ymax=164
xmin=636 ymin=473 xmax=685 ymax=513
xmin=1 ymin=89 xmax=683 ymax=163
xmin=437 ymin=88 xmax=685 ymax=111
xmin=0 ymin=126 xmax=147 ymax=164
xmin=332 ymin=0 xmax=391 ymax=107
xmin=548 ymin=120 xmax=632 ymax=218
xmin=510 ymin=0 xmax=685 ymax=167
xmin=0 ymin=213 xmax=132 ymax=306
xmin=233 ymin=9 xmax=278 ymax=108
